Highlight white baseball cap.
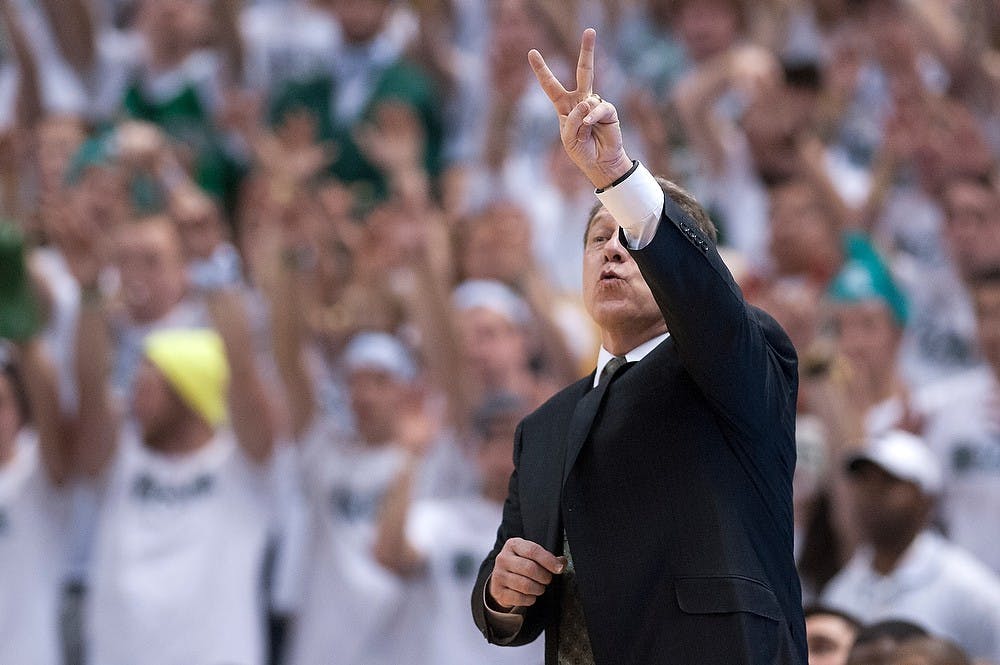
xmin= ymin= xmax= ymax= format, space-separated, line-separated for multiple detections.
xmin=343 ymin=332 xmax=418 ymax=383
xmin=846 ymin=429 xmax=943 ymax=495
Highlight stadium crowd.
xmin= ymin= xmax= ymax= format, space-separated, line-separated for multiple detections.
xmin=1 ymin=0 xmax=999 ymax=663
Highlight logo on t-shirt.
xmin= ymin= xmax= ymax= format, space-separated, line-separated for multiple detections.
xmin=452 ymin=551 xmax=476 ymax=579
xmin=0 ymin=509 xmax=7 ymax=536
xmin=952 ymin=437 xmax=1000 ymax=473
xmin=329 ymin=486 xmax=387 ymax=523
xmin=131 ymin=472 xmax=216 ymax=503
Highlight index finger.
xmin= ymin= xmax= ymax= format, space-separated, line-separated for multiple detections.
xmin=576 ymin=28 xmax=596 ymax=96
xmin=528 ymin=49 xmax=568 ymax=106
xmin=510 ymin=538 xmax=565 ymax=574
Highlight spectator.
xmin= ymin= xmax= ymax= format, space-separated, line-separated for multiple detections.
xmin=267 ymin=0 xmax=443 ymax=213
xmin=918 ymin=267 xmax=1000 ymax=573
xmin=822 ymin=430 xmax=1000 ymax=662
xmin=74 ymin=305 xmax=276 ymax=665
xmin=286 ymin=331 xmax=467 ymax=665
xmin=805 ymin=604 xmax=862 ymax=665
xmin=848 ymin=619 xmax=930 ymax=665
xmin=0 ymin=224 xmax=71 ymax=665
xmin=373 ymin=391 xmax=545 ymax=665
xmin=888 ymin=636 xmax=972 ymax=665
xmin=826 ymin=250 xmax=915 ymax=437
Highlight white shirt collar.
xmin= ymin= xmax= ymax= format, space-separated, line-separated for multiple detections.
xmin=593 ymin=332 xmax=669 ymax=388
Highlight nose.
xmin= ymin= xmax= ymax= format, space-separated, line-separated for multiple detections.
xmin=603 ymin=231 xmax=626 ymax=263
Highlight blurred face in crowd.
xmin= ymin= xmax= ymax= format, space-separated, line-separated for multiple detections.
xmin=582 ymin=208 xmax=665 ymax=344
xmin=331 ymin=0 xmax=392 ymax=44
xmin=743 ymin=86 xmax=815 ymax=184
xmin=973 ymin=279 xmax=1000 ymax=374
xmin=754 ymin=279 xmax=822 ymax=353
xmin=348 ymin=368 xmax=410 ymax=445
xmin=889 ymin=637 xmax=972 ymax=665
xmin=115 ymin=218 xmax=188 ymax=324
xmin=849 ymin=462 xmax=931 ymax=550
xmin=132 ymin=360 xmax=190 ymax=450
xmin=460 ymin=202 xmax=533 ymax=284
xmin=829 ymin=299 xmax=901 ymax=387
xmin=138 ymin=0 xmax=210 ymax=60
xmin=459 ymin=307 xmax=528 ymax=390
xmin=170 ymin=188 xmax=226 ymax=262
xmin=942 ymin=180 xmax=1000 ymax=280
xmin=807 ymin=612 xmax=859 ymax=665
xmin=848 ymin=637 xmax=901 ymax=665
xmin=490 ymin=0 xmax=546 ymax=82
xmin=0 ymin=371 xmax=24 ymax=462
xmin=769 ymin=182 xmax=841 ymax=279
xmin=70 ymin=167 xmax=130 ymax=238
xmin=676 ymin=0 xmax=740 ymax=62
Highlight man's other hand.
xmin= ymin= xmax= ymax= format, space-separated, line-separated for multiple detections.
xmin=488 ymin=537 xmax=567 ymax=610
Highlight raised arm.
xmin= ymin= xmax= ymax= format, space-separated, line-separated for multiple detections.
xmin=37 ymin=0 xmax=95 ymax=81
xmin=204 ymin=288 xmax=275 ymax=463
xmin=14 ymin=337 xmax=72 ymax=484
xmin=0 ymin=0 xmax=43 ymax=131
xmin=531 ymin=29 xmax=797 ymax=433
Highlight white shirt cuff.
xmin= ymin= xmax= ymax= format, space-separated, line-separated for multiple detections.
xmin=483 ymin=581 xmax=525 ymax=643
xmin=594 ymin=161 xmax=664 ymax=250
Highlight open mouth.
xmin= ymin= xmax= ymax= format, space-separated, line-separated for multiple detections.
xmin=600 ymin=270 xmax=625 ymax=282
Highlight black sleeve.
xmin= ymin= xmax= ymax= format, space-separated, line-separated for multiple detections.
xmin=471 ymin=422 xmax=549 ymax=646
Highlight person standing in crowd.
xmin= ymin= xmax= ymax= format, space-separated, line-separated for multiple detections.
xmin=70 ymin=215 xmax=277 ymax=665
xmin=473 ymin=29 xmax=805 ymax=663
xmin=822 ymin=430 xmax=1000 ymax=662
xmin=286 ymin=331 xmax=467 ymax=665
xmin=0 ymin=224 xmax=72 ymax=665
xmin=805 ymin=605 xmax=862 ymax=665
xmin=373 ymin=391 xmax=544 ymax=665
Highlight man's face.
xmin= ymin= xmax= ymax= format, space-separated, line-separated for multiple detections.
xmin=676 ymin=0 xmax=739 ymax=62
xmin=807 ymin=613 xmax=858 ymax=665
xmin=348 ymin=368 xmax=409 ymax=444
xmin=582 ymin=209 xmax=664 ymax=336
xmin=769 ymin=182 xmax=840 ymax=277
xmin=458 ymin=307 xmax=526 ymax=388
xmin=973 ymin=282 xmax=1000 ymax=374
xmin=115 ymin=221 xmax=188 ymax=324
xmin=943 ymin=181 xmax=1000 ymax=278
xmin=849 ymin=462 xmax=929 ymax=547
xmin=830 ymin=300 xmax=900 ymax=382
xmin=170 ymin=190 xmax=224 ymax=261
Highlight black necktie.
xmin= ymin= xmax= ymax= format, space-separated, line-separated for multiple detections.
xmin=598 ymin=355 xmax=628 ymax=387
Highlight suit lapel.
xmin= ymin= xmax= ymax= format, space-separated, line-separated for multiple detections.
xmin=561 ymin=373 xmax=614 ymax=487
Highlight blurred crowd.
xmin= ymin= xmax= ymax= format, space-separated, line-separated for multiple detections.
xmin=1 ymin=0 xmax=1000 ymax=664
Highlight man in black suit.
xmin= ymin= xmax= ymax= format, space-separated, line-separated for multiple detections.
xmin=471 ymin=29 xmax=807 ymax=664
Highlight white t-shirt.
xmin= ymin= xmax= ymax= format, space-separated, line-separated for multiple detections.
xmin=822 ymin=530 xmax=1000 ymax=662
xmin=86 ymin=430 xmax=273 ymax=665
xmin=288 ymin=422 xmax=473 ymax=665
xmin=288 ymin=431 xmax=411 ymax=665
xmin=404 ymin=496 xmax=546 ymax=665
xmin=0 ymin=431 xmax=68 ymax=665
xmin=918 ymin=366 xmax=1000 ymax=572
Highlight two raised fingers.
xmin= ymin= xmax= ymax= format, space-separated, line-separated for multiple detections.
xmin=528 ymin=28 xmax=597 ymax=110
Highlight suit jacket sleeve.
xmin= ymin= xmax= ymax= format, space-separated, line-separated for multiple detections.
xmin=626 ymin=195 xmax=798 ymax=444
xmin=471 ymin=422 xmax=550 ymax=646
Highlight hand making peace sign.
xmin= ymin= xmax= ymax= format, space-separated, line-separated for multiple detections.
xmin=528 ymin=28 xmax=634 ymax=190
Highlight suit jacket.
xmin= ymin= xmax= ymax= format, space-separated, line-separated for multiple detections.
xmin=472 ymin=195 xmax=807 ymax=665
